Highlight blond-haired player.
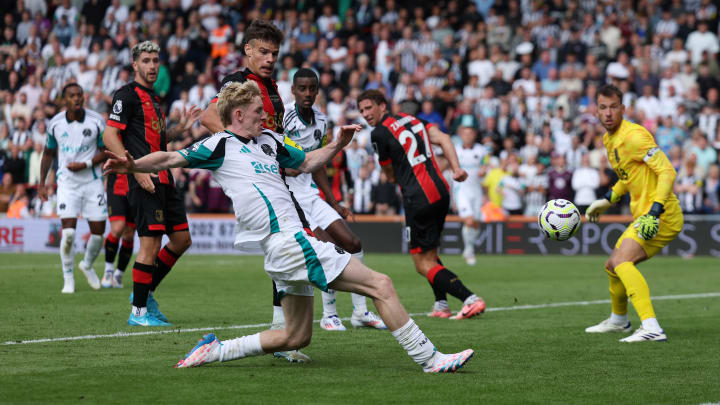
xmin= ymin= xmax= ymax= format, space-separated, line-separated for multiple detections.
xmin=584 ymin=84 xmax=683 ymax=342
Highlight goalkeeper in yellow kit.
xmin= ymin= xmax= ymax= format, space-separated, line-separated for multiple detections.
xmin=584 ymin=84 xmax=683 ymax=342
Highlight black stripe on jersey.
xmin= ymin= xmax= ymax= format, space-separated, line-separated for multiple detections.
xmin=285 ymin=109 xmax=298 ymax=121
xmin=209 ymin=136 xmax=230 ymax=160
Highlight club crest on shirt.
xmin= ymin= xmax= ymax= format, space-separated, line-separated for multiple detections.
xmin=113 ymin=100 xmax=122 ymax=114
xmin=155 ymin=209 xmax=164 ymax=222
xmin=313 ymin=129 xmax=322 ymax=142
xmin=261 ymin=144 xmax=275 ymax=157
xmin=83 ymin=128 xmax=92 ymax=137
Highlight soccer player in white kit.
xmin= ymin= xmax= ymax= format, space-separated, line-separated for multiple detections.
xmin=453 ymin=126 xmax=487 ymax=266
xmin=39 ymin=83 xmax=107 ymax=293
xmin=283 ymin=68 xmax=385 ymax=331
xmin=104 ymin=81 xmax=474 ymax=373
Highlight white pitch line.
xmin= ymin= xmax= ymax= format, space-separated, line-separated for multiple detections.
xmin=4 ymin=292 xmax=719 ymax=346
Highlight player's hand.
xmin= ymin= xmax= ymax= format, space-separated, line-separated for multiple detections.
xmin=333 ymin=203 xmax=352 ymax=220
xmin=134 ymin=173 xmax=157 ymax=193
xmin=633 ymin=214 xmax=659 ymax=240
xmin=336 ymin=124 xmax=362 ymax=148
xmin=37 ymin=183 xmax=48 ymax=201
xmin=585 ymin=199 xmax=612 ymax=223
xmin=103 ymin=150 xmax=136 ymax=175
xmin=66 ymin=162 xmax=86 ymax=172
xmin=633 ymin=202 xmax=664 ymax=240
xmin=453 ymin=168 xmax=468 ymax=182
xmin=179 ymin=105 xmax=202 ymax=131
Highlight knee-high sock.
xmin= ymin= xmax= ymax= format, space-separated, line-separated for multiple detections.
xmin=427 ymin=265 xmax=473 ymax=303
xmin=117 ymin=239 xmax=134 ymax=272
xmin=132 ymin=262 xmax=154 ymax=308
xmin=321 ymin=289 xmax=339 ymax=317
xmin=151 ymin=246 xmax=180 ymax=291
xmin=391 ymin=319 xmax=437 ymax=368
xmin=350 ymin=251 xmax=368 ymax=313
xmin=220 ymin=333 xmax=264 ymax=362
xmin=461 ymin=226 xmax=480 ymax=257
xmin=614 ymin=262 xmax=656 ymax=321
xmin=104 ymin=233 xmax=119 ymax=272
xmin=606 ymin=268 xmax=628 ymax=316
xmin=60 ymin=228 xmax=75 ymax=275
xmin=82 ymin=234 xmax=103 ymax=268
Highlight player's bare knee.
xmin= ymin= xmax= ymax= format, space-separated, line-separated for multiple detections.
xmin=286 ymin=332 xmax=311 ymax=349
xmin=373 ymin=273 xmax=396 ymax=302
xmin=605 ymin=258 xmax=615 ymax=273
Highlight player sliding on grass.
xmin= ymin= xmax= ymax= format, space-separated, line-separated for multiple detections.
xmin=104 ymin=81 xmax=474 ymax=372
xmin=358 ymin=90 xmax=486 ymax=320
xmin=584 ymin=84 xmax=684 ymax=342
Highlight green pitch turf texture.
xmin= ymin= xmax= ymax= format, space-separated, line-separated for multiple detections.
xmin=1 ymin=253 xmax=719 ymax=404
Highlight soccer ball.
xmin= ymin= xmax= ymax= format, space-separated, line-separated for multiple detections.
xmin=537 ymin=199 xmax=582 ymax=241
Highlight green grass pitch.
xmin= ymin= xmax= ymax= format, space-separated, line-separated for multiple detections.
xmin=1 ymin=253 xmax=719 ymax=404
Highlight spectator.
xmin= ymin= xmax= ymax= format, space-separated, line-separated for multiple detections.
xmin=0 ymin=172 xmax=15 ymax=213
xmin=675 ymin=154 xmax=704 ymax=214
xmin=498 ymin=159 xmax=524 ymax=215
xmin=10 ymin=118 xmax=32 ymax=153
xmin=2 ymin=143 xmax=27 ymax=184
xmin=547 ymin=153 xmax=573 ymax=201
xmin=685 ymin=21 xmax=719 ymax=66
xmin=353 ymin=164 xmax=374 ymax=214
xmin=636 ymin=84 xmax=662 ymax=121
xmin=690 ymin=129 xmax=717 ymax=176
xmin=571 ymin=154 xmax=599 ymax=212
xmin=372 ymin=170 xmax=399 ymax=215
xmin=523 ymin=160 xmax=548 ymax=216
xmin=27 ymin=141 xmax=43 ymax=186
xmin=6 ymin=186 xmax=32 ymax=218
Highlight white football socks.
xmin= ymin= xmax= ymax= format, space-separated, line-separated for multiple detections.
xmin=271 ymin=306 xmax=285 ymax=330
xmin=321 ymin=289 xmax=339 ymax=317
xmin=60 ymin=228 xmax=75 ymax=275
xmin=82 ymin=234 xmax=103 ymax=269
xmin=609 ymin=312 xmax=629 ymax=325
xmin=461 ymin=226 xmax=480 ymax=258
xmin=391 ymin=319 xmax=437 ymax=368
xmin=463 ymin=294 xmax=479 ymax=306
xmin=105 ymin=261 xmax=115 ymax=273
xmin=433 ymin=300 xmax=449 ymax=311
xmin=132 ymin=306 xmax=147 ymax=317
xmin=220 ymin=333 xmax=264 ymax=362
xmin=641 ymin=317 xmax=662 ymax=332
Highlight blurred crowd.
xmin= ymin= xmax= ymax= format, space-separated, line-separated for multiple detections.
xmin=1 ymin=0 xmax=720 ymax=219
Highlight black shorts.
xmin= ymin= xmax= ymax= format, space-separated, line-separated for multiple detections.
xmin=128 ymin=184 xmax=189 ymax=237
xmin=405 ymin=197 xmax=449 ymax=254
xmin=107 ymin=191 xmax=135 ymax=227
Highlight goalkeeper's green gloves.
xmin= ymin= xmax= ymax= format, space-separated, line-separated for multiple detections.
xmin=585 ymin=190 xmax=620 ymax=223
xmin=633 ymin=202 xmax=664 ymax=240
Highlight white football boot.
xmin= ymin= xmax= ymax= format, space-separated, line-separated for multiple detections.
xmin=101 ymin=271 xmax=113 ymax=288
xmin=78 ymin=261 xmax=101 ymax=290
xmin=585 ymin=318 xmax=632 ymax=333
xmin=350 ymin=311 xmax=387 ymax=329
xmin=61 ymin=275 xmax=75 ymax=294
xmin=619 ymin=327 xmax=667 ymax=342
xmin=423 ymin=349 xmax=474 ymax=373
xmin=320 ymin=315 xmax=347 ymax=331
xmin=273 ymin=350 xmax=312 ymax=363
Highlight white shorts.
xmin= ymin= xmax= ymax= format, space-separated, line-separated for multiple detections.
xmin=56 ymin=179 xmax=108 ymax=221
xmin=260 ymin=229 xmax=351 ymax=297
xmin=295 ymin=193 xmax=342 ymax=231
xmin=455 ymin=189 xmax=482 ymax=220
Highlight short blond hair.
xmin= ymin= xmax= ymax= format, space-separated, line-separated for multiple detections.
xmin=216 ymin=81 xmax=262 ymax=126
xmin=132 ymin=41 xmax=160 ymax=60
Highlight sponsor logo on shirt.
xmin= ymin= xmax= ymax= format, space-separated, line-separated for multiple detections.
xmin=251 ymin=161 xmax=279 ymax=175
xmin=113 ymin=100 xmax=122 ymax=114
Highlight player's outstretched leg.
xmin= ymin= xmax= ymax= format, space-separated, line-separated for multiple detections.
xmin=614 ymin=262 xmax=666 ymax=342
xmin=177 ymin=294 xmax=315 ymax=368
xmin=330 ymin=258 xmax=474 ymax=372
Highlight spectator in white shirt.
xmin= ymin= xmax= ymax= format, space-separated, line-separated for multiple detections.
xmin=499 ymin=161 xmax=524 ymax=215
xmin=353 ymin=165 xmax=374 ymax=214
xmin=571 ymin=154 xmax=599 ymax=212
xmin=685 ymin=21 xmax=719 ymax=65
xmin=636 ymin=84 xmax=662 ymax=120
xmin=105 ymin=0 xmax=129 ymax=23
xmin=188 ymin=74 xmax=217 ymax=109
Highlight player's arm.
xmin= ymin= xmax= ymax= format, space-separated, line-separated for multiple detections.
xmin=426 ymin=125 xmax=467 ymax=182
xmin=38 ymin=134 xmax=57 ymax=201
xmin=200 ymin=101 xmax=225 ymax=134
xmin=312 ymin=168 xmax=351 ymax=218
xmin=104 ymin=150 xmax=189 ymax=174
xmin=632 ymin=139 xmax=677 ymax=240
xmin=585 ymin=180 xmax=626 ymax=223
xmin=296 ymin=125 xmax=361 ymax=173
xmin=371 ymin=127 xmax=396 ymax=183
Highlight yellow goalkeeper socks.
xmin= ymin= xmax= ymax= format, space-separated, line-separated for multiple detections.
xmin=614 ymin=262 xmax=656 ymax=321
xmin=606 ymin=268 xmax=628 ymax=318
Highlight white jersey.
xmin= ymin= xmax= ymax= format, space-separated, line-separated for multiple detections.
xmin=282 ymin=102 xmax=328 ymax=198
xmin=455 ymin=143 xmax=487 ymax=193
xmin=46 ymin=109 xmax=106 ymax=185
xmin=178 ymin=129 xmax=308 ymax=247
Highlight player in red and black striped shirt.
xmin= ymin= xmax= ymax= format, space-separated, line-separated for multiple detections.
xmin=103 ymin=41 xmax=201 ymax=327
xmin=358 ymin=90 xmax=487 ymax=320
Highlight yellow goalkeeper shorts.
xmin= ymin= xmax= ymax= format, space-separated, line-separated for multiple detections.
xmin=615 ymin=209 xmax=684 ymax=258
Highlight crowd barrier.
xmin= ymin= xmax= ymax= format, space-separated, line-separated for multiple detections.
xmin=1 ymin=215 xmax=719 ymax=256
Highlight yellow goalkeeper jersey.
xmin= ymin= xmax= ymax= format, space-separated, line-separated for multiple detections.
xmin=603 ymin=119 xmax=681 ymax=220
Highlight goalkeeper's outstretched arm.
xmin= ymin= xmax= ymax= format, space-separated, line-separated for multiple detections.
xmin=586 ymin=181 xmax=627 ymax=223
